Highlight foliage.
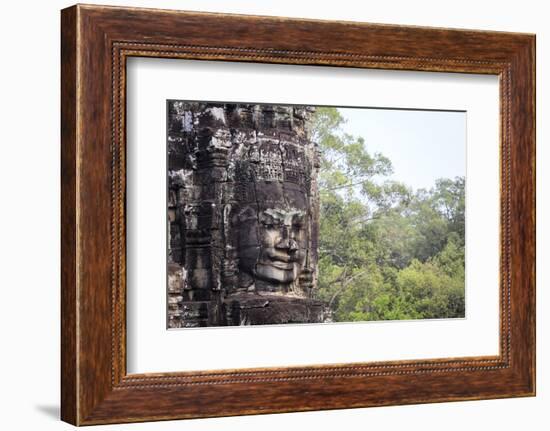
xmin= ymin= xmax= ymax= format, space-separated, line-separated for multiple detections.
xmin=312 ymin=107 xmax=465 ymax=321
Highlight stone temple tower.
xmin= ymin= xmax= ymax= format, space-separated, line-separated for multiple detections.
xmin=167 ymin=101 xmax=326 ymax=328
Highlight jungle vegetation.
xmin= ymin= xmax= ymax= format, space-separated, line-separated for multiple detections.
xmin=312 ymin=107 xmax=465 ymax=322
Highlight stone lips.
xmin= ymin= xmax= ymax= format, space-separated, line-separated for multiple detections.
xmin=167 ymin=102 xmax=326 ymax=327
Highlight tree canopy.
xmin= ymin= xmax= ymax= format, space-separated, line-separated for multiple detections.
xmin=312 ymin=107 xmax=465 ymax=321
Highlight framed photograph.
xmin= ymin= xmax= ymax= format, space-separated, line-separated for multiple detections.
xmin=61 ymin=4 xmax=535 ymax=425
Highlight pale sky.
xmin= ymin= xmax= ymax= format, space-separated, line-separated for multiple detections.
xmin=337 ymin=107 xmax=466 ymax=191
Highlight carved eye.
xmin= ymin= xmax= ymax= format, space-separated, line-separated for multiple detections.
xmin=292 ymin=217 xmax=305 ymax=228
xmin=261 ymin=220 xmax=275 ymax=229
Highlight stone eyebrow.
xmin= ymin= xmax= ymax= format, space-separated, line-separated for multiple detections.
xmin=260 ymin=212 xmax=278 ymax=224
xmin=263 ymin=208 xmax=285 ymax=221
xmin=262 ymin=208 xmax=306 ymax=225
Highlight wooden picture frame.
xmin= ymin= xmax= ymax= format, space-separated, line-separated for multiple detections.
xmin=61 ymin=4 xmax=535 ymax=425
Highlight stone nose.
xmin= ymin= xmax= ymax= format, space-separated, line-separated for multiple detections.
xmin=276 ymin=225 xmax=298 ymax=251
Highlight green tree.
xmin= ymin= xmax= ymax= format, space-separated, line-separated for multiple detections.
xmin=312 ymin=107 xmax=465 ymax=321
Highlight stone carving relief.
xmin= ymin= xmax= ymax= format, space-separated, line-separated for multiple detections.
xmin=167 ymin=101 xmax=326 ymax=327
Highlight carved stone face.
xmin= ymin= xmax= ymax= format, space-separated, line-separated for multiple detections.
xmin=237 ymin=206 xmax=308 ymax=289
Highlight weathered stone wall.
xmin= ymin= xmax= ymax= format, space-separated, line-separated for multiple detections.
xmin=167 ymin=101 xmax=326 ymax=327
